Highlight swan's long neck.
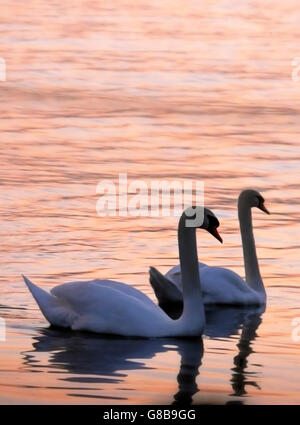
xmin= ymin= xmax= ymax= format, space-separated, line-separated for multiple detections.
xmin=238 ymin=198 xmax=265 ymax=294
xmin=177 ymin=215 xmax=205 ymax=330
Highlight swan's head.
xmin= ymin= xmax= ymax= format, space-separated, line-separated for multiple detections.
xmin=204 ymin=208 xmax=223 ymax=243
xmin=239 ymin=189 xmax=270 ymax=214
xmin=182 ymin=207 xmax=223 ymax=243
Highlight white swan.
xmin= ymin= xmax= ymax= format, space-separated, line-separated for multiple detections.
xmin=149 ymin=190 xmax=270 ymax=306
xmin=23 ymin=207 xmax=222 ymax=338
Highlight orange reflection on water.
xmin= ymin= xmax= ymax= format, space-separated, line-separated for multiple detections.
xmin=0 ymin=0 xmax=299 ymax=404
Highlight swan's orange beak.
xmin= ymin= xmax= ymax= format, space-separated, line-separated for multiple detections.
xmin=258 ymin=201 xmax=270 ymax=215
xmin=208 ymin=226 xmax=223 ymax=243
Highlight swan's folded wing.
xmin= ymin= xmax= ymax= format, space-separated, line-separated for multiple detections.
xmin=50 ymin=280 xmax=166 ymax=335
xmin=201 ymin=267 xmax=260 ymax=305
xmin=51 ymin=281 xmax=112 ymax=314
xmin=50 ymin=280 xmax=159 ymax=316
xmin=149 ymin=267 xmax=183 ymax=305
xmin=88 ymin=279 xmax=155 ymax=306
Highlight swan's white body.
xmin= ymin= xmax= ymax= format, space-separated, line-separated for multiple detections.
xmin=150 ymin=264 xmax=265 ymax=305
xmin=24 ymin=207 xmax=219 ymax=337
xmin=24 ymin=277 xmax=179 ymax=337
xmin=149 ymin=190 xmax=268 ymax=306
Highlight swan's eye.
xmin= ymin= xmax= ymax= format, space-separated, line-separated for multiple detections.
xmin=256 ymin=195 xmax=265 ymax=204
xmin=207 ymin=217 xmax=222 ymax=243
xmin=208 ymin=215 xmax=219 ymax=228
xmin=256 ymin=196 xmax=270 ymax=214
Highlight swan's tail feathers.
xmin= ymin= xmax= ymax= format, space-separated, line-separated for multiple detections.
xmin=22 ymin=275 xmax=73 ymax=328
xmin=149 ymin=267 xmax=183 ymax=305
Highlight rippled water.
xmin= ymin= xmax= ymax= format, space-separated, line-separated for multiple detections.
xmin=0 ymin=0 xmax=299 ymax=404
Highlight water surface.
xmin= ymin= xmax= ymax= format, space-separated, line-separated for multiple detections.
xmin=0 ymin=0 xmax=299 ymax=404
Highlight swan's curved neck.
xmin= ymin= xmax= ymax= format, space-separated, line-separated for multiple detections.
xmin=238 ymin=198 xmax=265 ymax=294
xmin=177 ymin=215 xmax=205 ymax=329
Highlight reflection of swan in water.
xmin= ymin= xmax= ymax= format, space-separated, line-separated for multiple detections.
xmin=172 ymin=306 xmax=265 ymax=404
xmin=22 ymin=329 xmax=204 ymax=404
xmin=205 ymin=304 xmax=265 ymax=338
xmin=21 ymin=308 xmax=263 ymax=404
xmin=166 ymin=304 xmax=264 ymax=403
xmin=22 ymin=330 xmax=168 ymax=386
xmin=161 ymin=301 xmax=265 ymax=339
xmin=229 ymin=310 xmax=263 ymax=400
xmin=172 ymin=338 xmax=204 ymax=405
xmin=204 ymin=305 xmax=264 ymax=402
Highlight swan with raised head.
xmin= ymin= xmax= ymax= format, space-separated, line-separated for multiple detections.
xmin=149 ymin=190 xmax=270 ymax=306
xmin=23 ymin=207 xmax=222 ymax=338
